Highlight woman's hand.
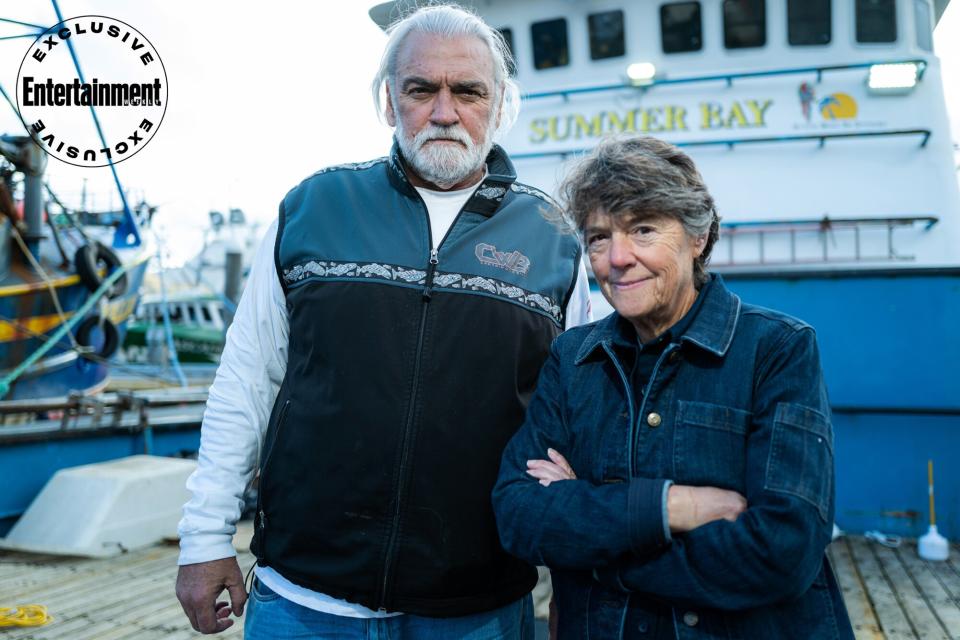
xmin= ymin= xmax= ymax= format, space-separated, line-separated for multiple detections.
xmin=668 ymin=485 xmax=747 ymax=533
xmin=526 ymin=448 xmax=577 ymax=486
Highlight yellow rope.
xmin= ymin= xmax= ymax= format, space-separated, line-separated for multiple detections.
xmin=0 ymin=604 xmax=53 ymax=627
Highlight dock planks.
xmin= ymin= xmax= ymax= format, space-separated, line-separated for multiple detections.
xmin=1 ymin=531 xmax=958 ymax=639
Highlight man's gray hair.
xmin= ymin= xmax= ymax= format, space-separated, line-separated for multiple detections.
xmin=371 ymin=4 xmax=521 ymax=138
xmin=560 ymin=135 xmax=721 ymax=288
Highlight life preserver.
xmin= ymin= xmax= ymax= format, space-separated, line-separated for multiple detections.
xmin=75 ymin=314 xmax=119 ymax=359
xmin=74 ymin=242 xmax=127 ymax=299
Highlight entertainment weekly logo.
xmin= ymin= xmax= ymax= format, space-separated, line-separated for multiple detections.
xmin=16 ymin=15 xmax=168 ymax=167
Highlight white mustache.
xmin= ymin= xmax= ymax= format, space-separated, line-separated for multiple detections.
xmin=413 ymin=125 xmax=473 ymax=150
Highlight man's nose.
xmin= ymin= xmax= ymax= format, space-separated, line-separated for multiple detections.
xmin=430 ymin=89 xmax=459 ymax=126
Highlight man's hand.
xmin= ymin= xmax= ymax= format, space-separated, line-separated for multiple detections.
xmin=667 ymin=485 xmax=747 ymax=533
xmin=176 ymin=557 xmax=247 ymax=634
xmin=526 ymin=448 xmax=577 ymax=486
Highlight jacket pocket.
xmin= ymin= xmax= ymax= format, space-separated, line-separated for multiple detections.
xmin=764 ymin=403 xmax=833 ymax=523
xmin=675 ymin=401 xmax=752 ymax=490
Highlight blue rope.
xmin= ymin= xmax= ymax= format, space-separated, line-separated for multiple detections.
xmin=0 ymin=33 xmax=44 ymax=41
xmin=0 ymin=17 xmax=48 ymax=30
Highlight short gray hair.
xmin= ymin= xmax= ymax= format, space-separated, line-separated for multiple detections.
xmin=371 ymin=4 xmax=520 ymax=137
xmin=560 ymin=135 xmax=721 ymax=287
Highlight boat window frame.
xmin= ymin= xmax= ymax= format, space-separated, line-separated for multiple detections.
xmin=588 ymin=9 xmax=627 ymax=60
xmin=530 ymin=17 xmax=570 ymax=70
xmin=660 ymin=1 xmax=704 ymax=54
xmin=723 ymin=0 xmax=767 ymax=50
xmin=787 ymin=0 xmax=833 ymax=47
xmin=855 ymin=0 xmax=898 ymax=44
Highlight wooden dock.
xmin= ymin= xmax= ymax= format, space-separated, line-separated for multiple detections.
xmin=1 ymin=529 xmax=958 ymax=639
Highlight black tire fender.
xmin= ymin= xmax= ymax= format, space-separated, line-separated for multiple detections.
xmin=75 ymin=314 xmax=119 ymax=359
xmin=74 ymin=242 xmax=127 ymax=299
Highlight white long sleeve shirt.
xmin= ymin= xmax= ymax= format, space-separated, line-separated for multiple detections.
xmin=179 ymin=186 xmax=592 ymax=615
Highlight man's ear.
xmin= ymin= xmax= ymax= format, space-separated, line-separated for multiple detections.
xmin=385 ymin=84 xmax=397 ymax=128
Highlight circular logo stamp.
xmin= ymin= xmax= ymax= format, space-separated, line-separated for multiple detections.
xmin=16 ymin=15 xmax=167 ymax=167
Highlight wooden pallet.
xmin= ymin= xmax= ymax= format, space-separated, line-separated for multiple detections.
xmin=1 ymin=531 xmax=958 ymax=639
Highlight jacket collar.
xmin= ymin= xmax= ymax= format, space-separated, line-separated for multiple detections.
xmin=387 ymin=139 xmax=517 ymax=217
xmin=574 ymin=274 xmax=742 ymax=365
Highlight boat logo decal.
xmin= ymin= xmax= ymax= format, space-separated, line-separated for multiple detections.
xmin=798 ymin=83 xmax=858 ymax=122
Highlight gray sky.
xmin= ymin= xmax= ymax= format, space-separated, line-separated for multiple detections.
xmin=2 ymin=1 xmax=959 ymax=265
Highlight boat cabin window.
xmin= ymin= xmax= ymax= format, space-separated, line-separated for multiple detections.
xmin=660 ymin=2 xmax=703 ymax=53
xmin=531 ymin=18 xmax=569 ymax=69
xmin=169 ymin=305 xmax=182 ymax=322
xmin=201 ymin=305 xmax=213 ymax=323
xmin=914 ymin=0 xmax=933 ymax=50
xmin=787 ymin=0 xmax=832 ymax=45
xmin=724 ymin=0 xmax=766 ymax=49
xmin=187 ymin=305 xmax=197 ymax=323
xmin=497 ymin=28 xmax=517 ymax=75
xmin=589 ymin=10 xmax=626 ymax=59
xmin=857 ymin=0 xmax=897 ymax=43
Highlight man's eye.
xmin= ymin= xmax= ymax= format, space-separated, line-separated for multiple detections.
xmin=631 ymin=226 xmax=654 ymax=236
xmin=586 ymin=234 xmax=607 ymax=247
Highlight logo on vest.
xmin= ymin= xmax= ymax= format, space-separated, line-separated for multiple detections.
xmin=475 ymin=243 xmax=531 ymax=276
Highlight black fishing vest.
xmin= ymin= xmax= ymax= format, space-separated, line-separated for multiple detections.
xmin=250 ymin=143 xmax=581 ymax=616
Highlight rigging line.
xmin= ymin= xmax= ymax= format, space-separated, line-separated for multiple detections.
xmin=0 ymin=34 xmax=43 ymax=41
xmin=0 ymin=17 xmax=49 ymax=31
xmin=43 ymin=183 xmax=92 ymax=243
xmin=49 ymin=0 xmax=140 ymax=247
xmin=151 ymin=228 xmax=188 ymax=388
xmin=8 ymin=223 xmax=80 ymax=349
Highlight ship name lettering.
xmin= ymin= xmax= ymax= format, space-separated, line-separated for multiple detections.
xmin=701 ymin=99 xmax=772 ymax=130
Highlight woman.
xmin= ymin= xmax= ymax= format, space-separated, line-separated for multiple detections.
xmin=493 ymin=136 xmax=854 ymax=639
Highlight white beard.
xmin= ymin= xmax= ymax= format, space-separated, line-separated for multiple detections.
xmin=395 ymin=119 xmax=494 ymax=189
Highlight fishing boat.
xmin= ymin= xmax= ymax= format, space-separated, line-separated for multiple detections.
xmin=0 ymin=135 xmax=151 ymax=399
xmin=121 ymin=208 xmax=261 ymax=365
xmin=371 ymin=0 xmax=960 ymax=541
xmin=122 ymin=292 xmax=227 ymax=365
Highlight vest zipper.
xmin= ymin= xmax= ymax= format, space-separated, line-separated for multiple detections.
xmin=376 ymin=182 xmax=482 ymax=610
xmin=256 ymin=398 xmax=291 ymax=550
xmin=378 ymin=247 xmax=438 ymax=609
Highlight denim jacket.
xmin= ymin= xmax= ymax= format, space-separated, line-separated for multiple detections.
xmin=493 ymin=275 xmax=854 ymax=639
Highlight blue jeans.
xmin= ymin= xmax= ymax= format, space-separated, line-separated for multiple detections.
xmin=244 ymin=577 xmax=535 ymax=639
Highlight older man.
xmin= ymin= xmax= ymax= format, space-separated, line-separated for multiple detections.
xmin=175 ymin=5 xmax=590 ymax=638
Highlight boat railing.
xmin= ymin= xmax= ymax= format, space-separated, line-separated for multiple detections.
xmin=511 ymin=129 xmax=932 ymax=162
xmin=522 ymin=58 xmax=929 ymax=102
xmin=0 ymin=386 xmax=209 ymax=451
xmin=713 ymin=215 xmax=938 ymax=267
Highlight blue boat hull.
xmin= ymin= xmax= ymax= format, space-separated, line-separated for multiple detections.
xmin=724 ymin=269 xmax=960 ymax=540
